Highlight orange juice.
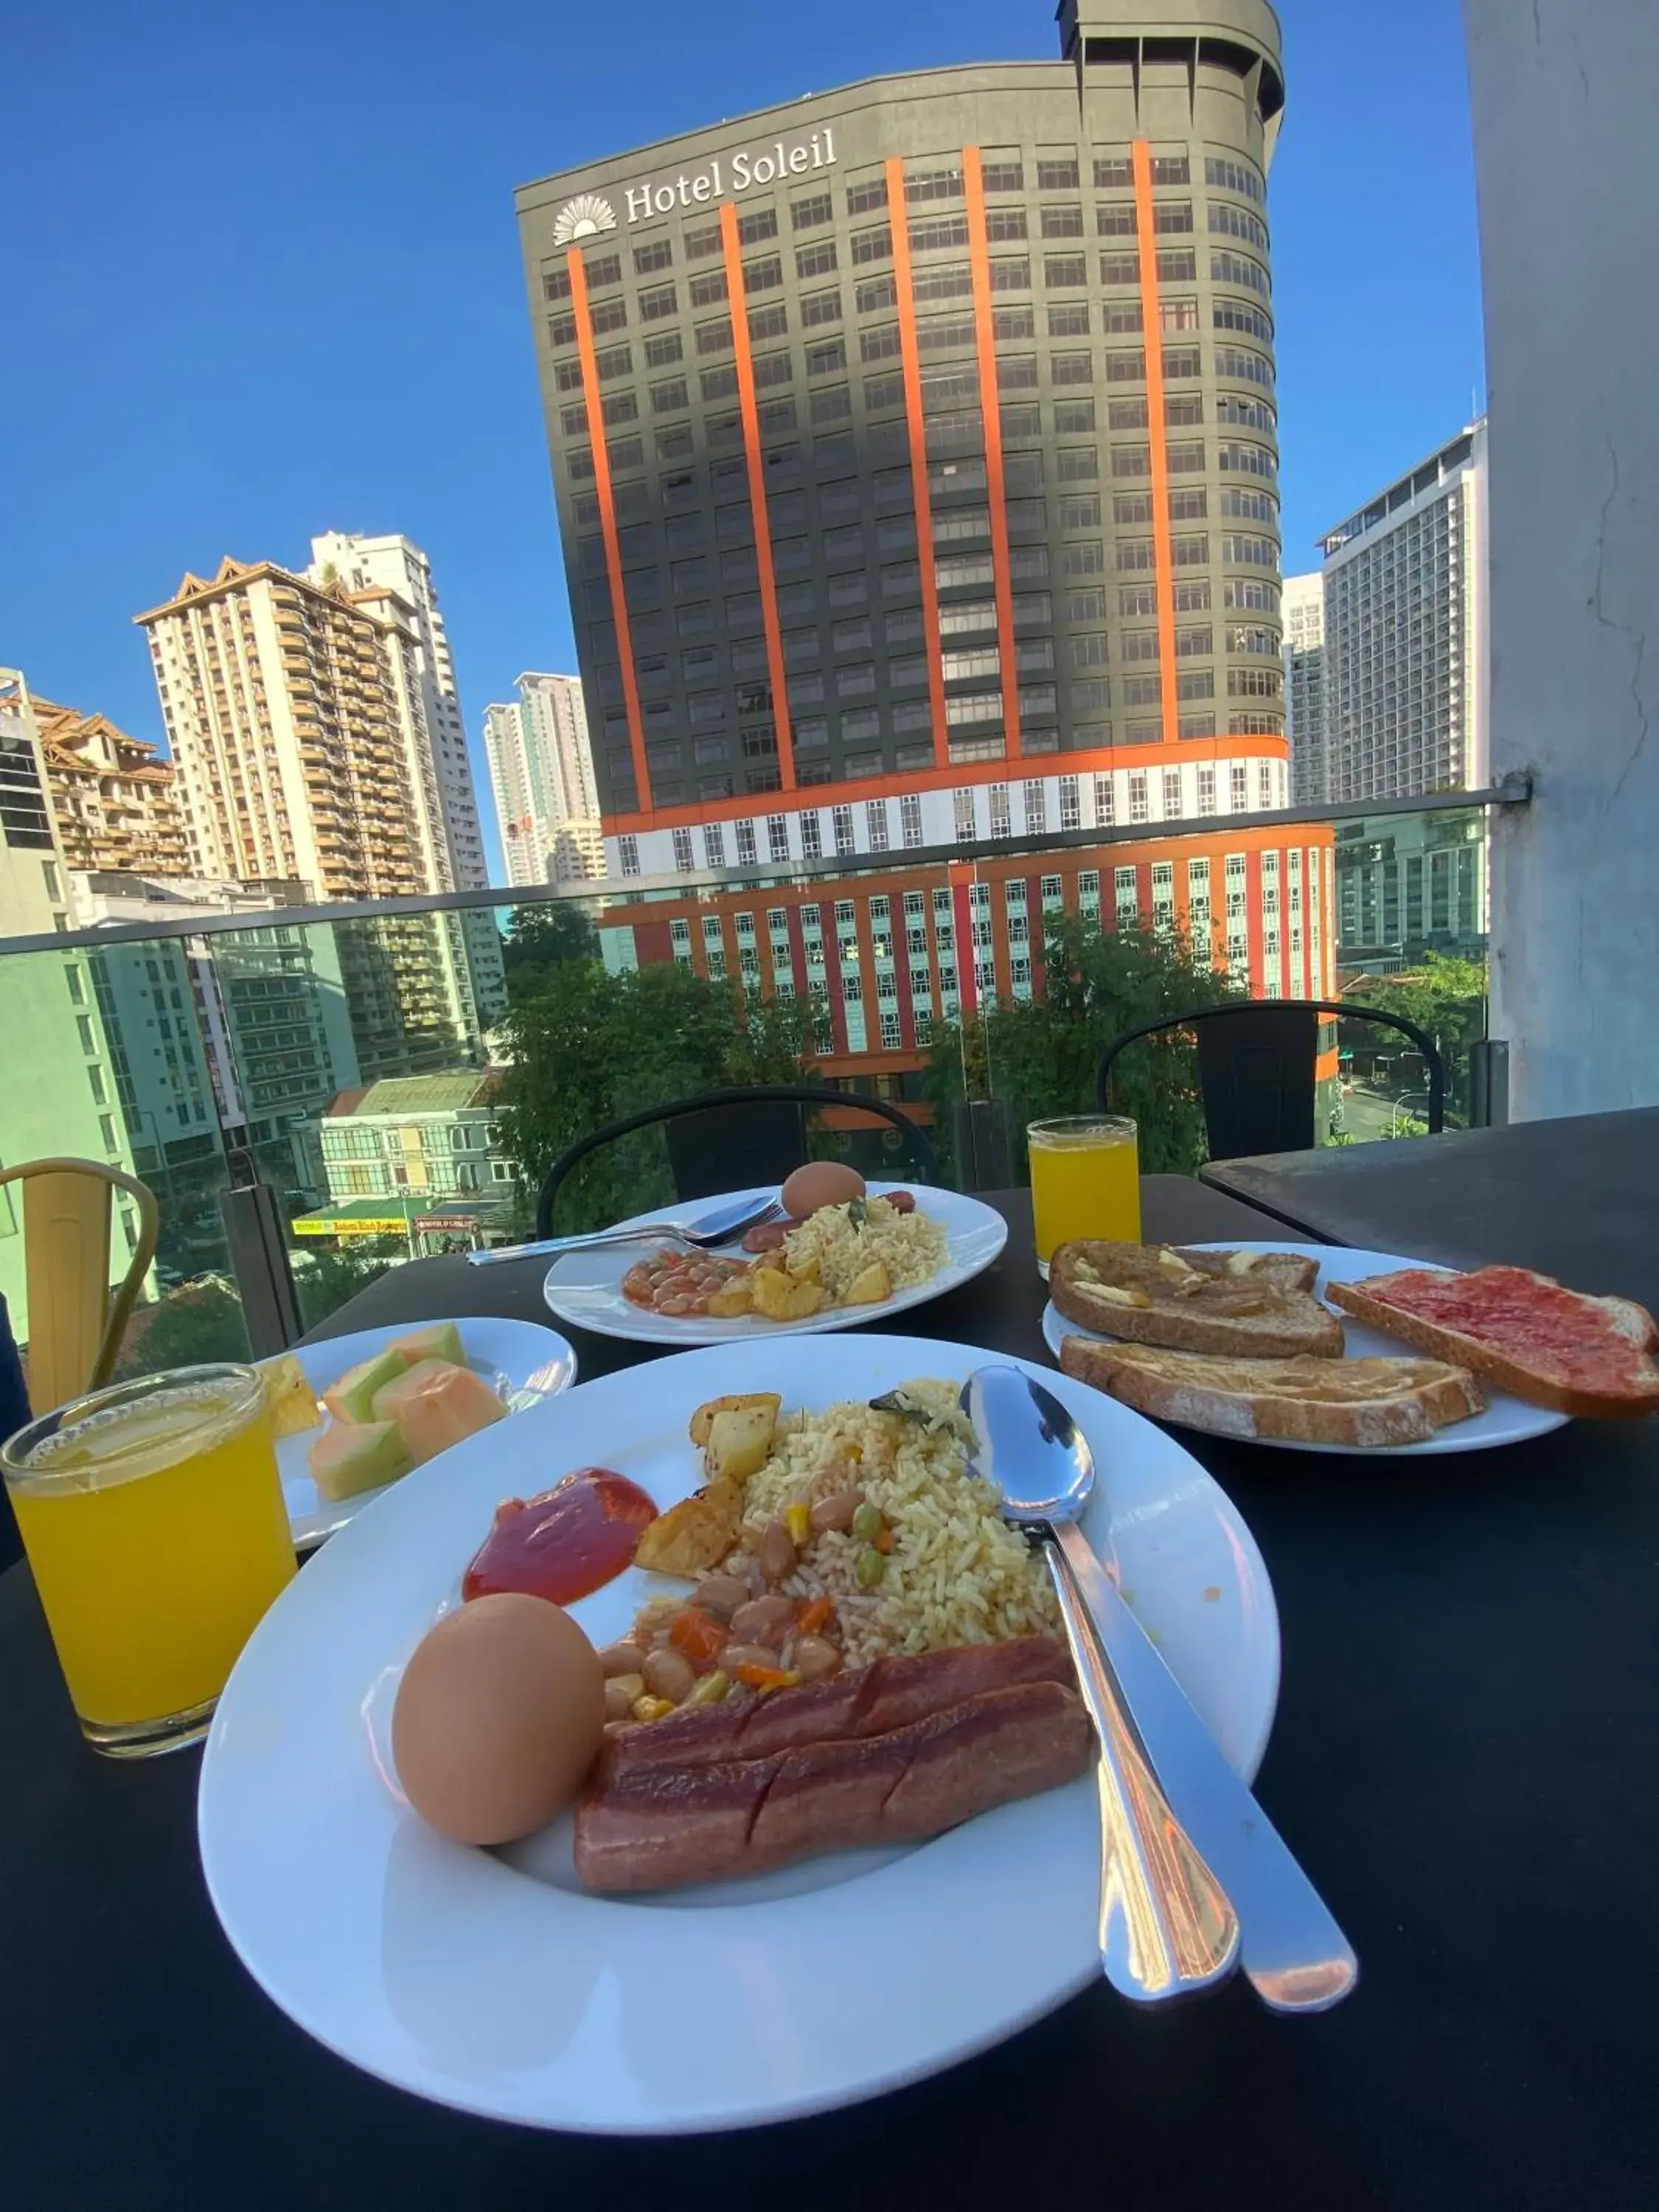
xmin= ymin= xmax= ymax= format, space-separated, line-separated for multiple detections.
xmin=1028 ymin=1116 xmax=1141 ymax=1275
xmin=4 ymin=1366 xmax=296 ymax=1754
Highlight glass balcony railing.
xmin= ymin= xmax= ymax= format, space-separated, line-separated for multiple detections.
xmin=0 ymin=787 xmax=1509 ymax=1385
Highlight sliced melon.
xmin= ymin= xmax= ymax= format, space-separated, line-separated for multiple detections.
xmin=389 ymin=1320 xmax=467 ymax=1368
xmin=370 ymin=1358 xmax=507 ymax=1465
xmin=321 ymin=1347 xmax=410 ymax=1425
xmin=308 ymin=1419 xmax=414 ymax=1502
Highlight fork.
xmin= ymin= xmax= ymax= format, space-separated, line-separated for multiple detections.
xmin=466 ymin=1194 xmax=784 ymax=1267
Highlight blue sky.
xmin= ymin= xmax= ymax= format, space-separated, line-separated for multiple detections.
xmin=2 ymin=0 xmax=1482 ymax=883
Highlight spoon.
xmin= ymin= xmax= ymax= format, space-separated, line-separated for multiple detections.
xmin=963 ymin=1366 xmax=1358 ymax=2014
xmin=962 ymin=1366 xmax=1239 ymax=2005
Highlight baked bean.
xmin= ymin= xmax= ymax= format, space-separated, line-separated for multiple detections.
xmin=718 ymin=1643 xmax=780 ymax=1675
xmin=793 ymin=1635 xmax=843 ymax=1682
xmin=810 ymin=1489 xmax=863 ymax=1533
xmin=604 ymin=1672 xmax=646 ymax=1721
xmin=730 ymin=1595 xmax=795 ymax=1644
xmin=597 ymin=1640 xmax=647 ymax=1678
xmin=758 ymin=1517 xmax=798 ymax=1582
xmin=691 ymin=1574 xmax=749 ymax=1621
xmin=642 ymin=1647 xmax=697 ymax=1704
xmin=658 ymin=1295 xmax=698 ymax=1317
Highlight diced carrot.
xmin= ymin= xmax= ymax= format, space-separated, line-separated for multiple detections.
xmin=797 ymin=1596 xmax=834 ymax=1635
xmin=874 ymin=1525 xmax=895 ymax=1554
xmin=734 ymin=1663 xmax=800 ymax=1693
xmin=669 ymin=1607 xmax=728 ymax=1666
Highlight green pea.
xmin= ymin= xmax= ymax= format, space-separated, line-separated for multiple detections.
xmin=855 ymin=1547 xmax=886 ymax=1590
xmin=851 ymin=1501 xmax=885 ymax=1544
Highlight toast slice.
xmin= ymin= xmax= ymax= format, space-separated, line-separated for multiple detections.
xmin=1326 ymin=1265 xmax=1659 ymax=1419
xmin=1048 ymin=1240 xmax=1343 ymax=1359
xmin=1059 ymin=1337 xmax=1485 ymax=1448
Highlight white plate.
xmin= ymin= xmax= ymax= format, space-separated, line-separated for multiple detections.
xmin=1042 ymin=1239 xmax=1571 ymax=1456
xmin=542 ymin=1182 xmax=1007 ymax=1346
xmin=262 ymin=1318 xmax=577 ymax=1547
xmin=200 ymin=1331 xmax=1279 ymax=2135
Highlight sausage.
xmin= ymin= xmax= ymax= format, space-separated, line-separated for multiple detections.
xmin=599 ymin=1637 xmax=1074 ymax=1774
xmin=742 ymin=1219 xmax=799 ymax=1253
xmin=573 ymin=1677 xmax=1090 ymax=1892
xmin=884 ymin=1189 xmax=917 ymax=1213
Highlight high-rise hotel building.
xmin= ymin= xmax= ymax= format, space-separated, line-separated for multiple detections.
xmin=515 ymin=0 xmax=1334 ymax=1040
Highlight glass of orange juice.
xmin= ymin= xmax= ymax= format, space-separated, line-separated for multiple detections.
xmin=1 ymin=1363 xmax=296 ymax=1756
xmin=1027 ymin=1115 xmax=1141 ymax=1277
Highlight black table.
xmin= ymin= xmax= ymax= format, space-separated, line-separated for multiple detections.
xmin=1201 ymin=1106 xmax=1659 ymax=1308
xmin=6 ymin=1174 xmax=1659 ymax=2211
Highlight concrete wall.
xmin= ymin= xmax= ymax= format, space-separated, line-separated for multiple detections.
xmin=1466 ymin=1 xmax=1659 ymax=1118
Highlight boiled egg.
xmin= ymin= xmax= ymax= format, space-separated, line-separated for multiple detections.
xmin=392 ymin=1592 xmax=604 ymax=1846
xmin=781 ymin=1161 xmax=866 ymax=1219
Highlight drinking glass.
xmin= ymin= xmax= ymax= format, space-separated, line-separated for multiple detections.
xmin=2 ymin=1363 xmax=296 ymax=1756
xmin=1027 ymin=1116 xmax=1141 ymax=1277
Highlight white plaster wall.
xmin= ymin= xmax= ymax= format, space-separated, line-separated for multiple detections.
xmin=1465 ymin=0 xmax=1659 ymax=1117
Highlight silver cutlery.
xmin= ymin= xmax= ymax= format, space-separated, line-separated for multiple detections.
xmin=964 ymin=1365 xmax=1358 ymax=2015
xmin=963 ymin=1365 xmax=1238 ymax=2005
xmin=466 ymin=1193 xmax=782 ymax=1268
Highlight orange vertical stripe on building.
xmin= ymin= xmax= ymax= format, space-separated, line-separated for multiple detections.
xmin=720 ymin=204 xmax=797 ymax=793
xmin=1130 ymin=142 xmax=1180 ymax=748
xmin=568 ymin=248 xmax=651 ymax=814
xmin=886 ymin=156 xmax=950 ymax=771
xmin=962 ymin=146 xmax=1022 ymax=760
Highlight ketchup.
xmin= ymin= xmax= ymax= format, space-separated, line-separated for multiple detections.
xmin=462 ymin=1468 xmax=658 ymax=1605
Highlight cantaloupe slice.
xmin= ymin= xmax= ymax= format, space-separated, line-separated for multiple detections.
xmin=322 ymin=1347 xmax=409 ymax=1425
xmin=309 ymin=1419 xmax=414 ymax=1502
xmin=389 ymin=1321 xmax=466 ymax=1368
xmin=369 ymin=1358 xmax=507 ymax=1465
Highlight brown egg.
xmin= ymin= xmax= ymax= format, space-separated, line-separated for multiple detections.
xmin=392 ymin=1593 xmax=605 ymax=1846
xmin=781 ymin=1161 xmax=866 ymax=1219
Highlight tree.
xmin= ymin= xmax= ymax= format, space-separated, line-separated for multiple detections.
xmin=922 ymin=914 xmax=1242 ymax=1180
xmin=293 ymin=1239 xmax=406 ymax=1332
xmin=492 ymin=961 xmax=813 ymax=1232
xmin=1345 ymin=953 xmax=1489 ymax=1123
xmin=501 ymin=902 xmax=599 ymax=1004
xmin=115 ymin=1279 xmax=251 ymax=1378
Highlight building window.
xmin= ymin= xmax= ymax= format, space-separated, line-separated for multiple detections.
xmin=900 ymin=794 xmax=924 ymax=849
xmin=1197 ymin=768 xmax=1217 ymax=815
xmin=671 ymin=828 xmax=695 ymax=872
xmin=953 ymin=787 xmax=976 ymax=842
xmin=1127 ymin=772 xmax=1149 ymax=824
xmin=801 ymin=812 xmax=822 ymax=858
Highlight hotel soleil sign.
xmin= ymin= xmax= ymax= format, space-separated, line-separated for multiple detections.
xmin=550 ymin=128 xmax=838 ymax=246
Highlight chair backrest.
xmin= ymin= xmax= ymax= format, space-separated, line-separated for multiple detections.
xmin=1095 ymin=1000 xmax=1446 ymax=1162
xmin=0 ymin=1158 xmax=159 ymax=1413
xmin=535 ymin=1085 xmax=939 ymax=1238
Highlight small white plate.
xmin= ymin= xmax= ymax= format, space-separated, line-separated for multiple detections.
xmin=200 ymin=1330 xmax=1279 ymax=2135
xmin=542 ymin=1182 xmax=1007 ymax=1346
xmin=261 ymin=1318 xmax=577 ymax=1547
xmin=1042 ymin=1239 xmax=1572 ymax=1455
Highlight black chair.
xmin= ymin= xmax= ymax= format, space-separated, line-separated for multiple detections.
xmin=534 ymin=1084 xmax=940 ymax=1239
xmin=1094 ymin=999 xmax=1445 ymax=1163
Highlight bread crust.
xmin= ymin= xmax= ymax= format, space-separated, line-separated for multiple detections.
xmin=1326 ymin=1270 xmax=1659 ymax=1419
xmin=1049 ymin=1240 xmax=1342 ymax=1359
xmin=1059 ymin=1338 xmax=1484 ymax=1447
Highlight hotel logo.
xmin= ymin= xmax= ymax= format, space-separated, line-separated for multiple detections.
xmin=552 ymin=192 xmax=618 ymax=246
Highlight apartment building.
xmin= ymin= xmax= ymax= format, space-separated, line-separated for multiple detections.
xmin=482 ymin=670 xmax=603 ymax=886
xmin=317 ymin=1072 xmax=511 ymax=1207
xmin=31 ymin=698 xmax=192 ymax=876
xmin=0 ymin=671 xmax=140 ymax=1339
xmin=1318 ymin=421 xmax=1489 ymax=801
xmin=1281 ymin=571 xmax=1326 ymax=804
xmin=135 ymin=557 xmax=500 ymax=1076
xmin=307 ymin=532 xmax=490 ymax=892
